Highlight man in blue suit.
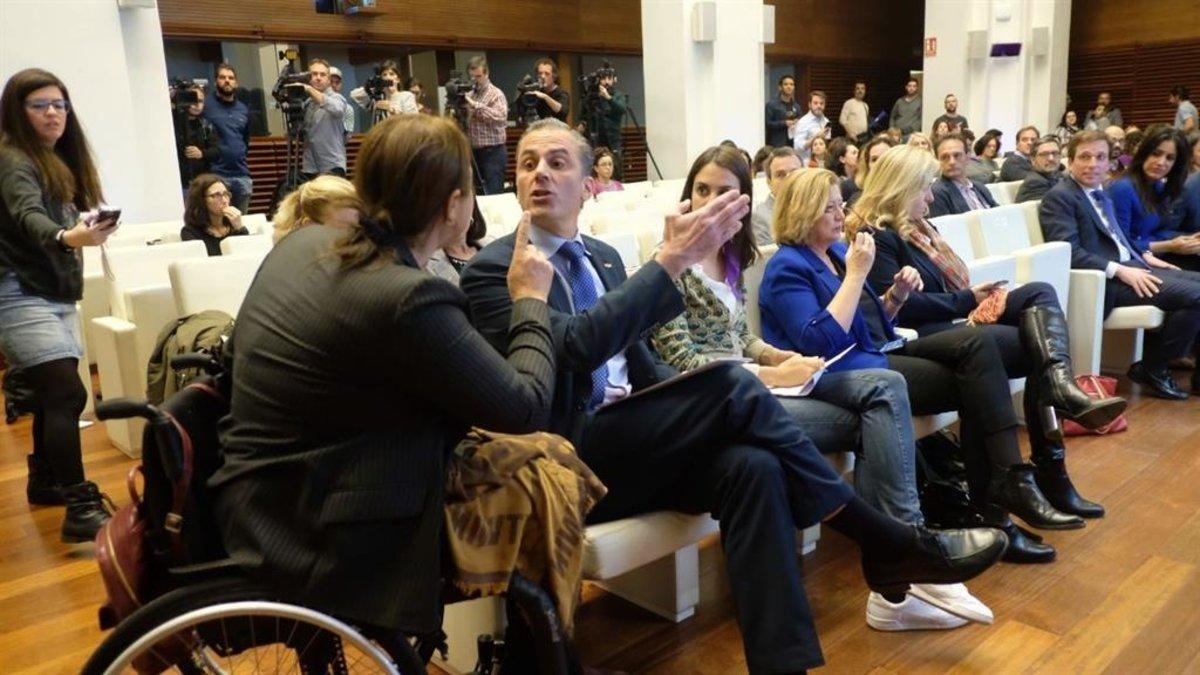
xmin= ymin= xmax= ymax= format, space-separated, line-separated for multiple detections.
xmin=461 ymin=118 xmax=1006 ymax=673
xmin=929 ymin=134 xmax=999 ymax=218
xmin=1040 ymin=130 xmax=1200 ymax=399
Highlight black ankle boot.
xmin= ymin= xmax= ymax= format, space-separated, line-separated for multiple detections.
xmin=1030 ymin=440 xmax=1105 ymax=518
xmin=982 ymin=505 xmax=1055 ymax=563
xmin=1019 ymin=306 xmax=1127 ymax=430
xmin=990 ymin=463 xmax=1085 ymax=530
xmin=61 ymin=481 xmax=115 ymax=544
xmin=26 ymin=454 xmax=64 ymax=506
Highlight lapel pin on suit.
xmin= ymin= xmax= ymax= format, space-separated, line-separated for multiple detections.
xmin=601 ymin=261 xmax=614 ymax=269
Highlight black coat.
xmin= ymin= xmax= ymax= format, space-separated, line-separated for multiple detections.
xmin=209 ymin=225 xmax=555 ymax=632
xmin=1015 ymin=170 xmax=1063 ymax=203
xmin=865 ymin=227 xmax=977 ymax=334
xmin=929 ymin=176 xmax=999 ymax=218
xmin=461 ymin=232 xmax=682 ymax=445
xmin=999 ymin=153 xmax=1033 ymax=182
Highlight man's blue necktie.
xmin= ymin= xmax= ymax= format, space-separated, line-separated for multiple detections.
xmin=1090 ymin=189 xmax=1146 ymax=268
xmin=559 ymin=241 xmax=608 ymax=410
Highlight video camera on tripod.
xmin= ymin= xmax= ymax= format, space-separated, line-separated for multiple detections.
xmin=442 ymin=70 xmax=475 ymax=129
xmin=168 ymin=78 xmax=206 ymax=109
xmin=578 ymin=63 xmax=616 ymax=105
xmin=513 ymin=74 xmax=542 ymax=126
xmin=270 ymin=49 xmax=310 ymax=127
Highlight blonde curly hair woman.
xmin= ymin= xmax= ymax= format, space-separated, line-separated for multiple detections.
xmin=272 ymin=175 xmax=364 ymax=244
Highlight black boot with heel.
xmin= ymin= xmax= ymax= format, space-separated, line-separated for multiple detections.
xmin=1023 ymin=376 xmax=1105 ymax=519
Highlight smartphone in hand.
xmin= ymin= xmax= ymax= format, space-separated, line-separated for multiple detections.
xmin=90 ymin=206 xmax=122 ymax=230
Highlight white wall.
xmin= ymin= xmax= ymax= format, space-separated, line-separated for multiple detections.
xmin=1 ymin=0 xmax=182 ymax=224
xmin=642 ymin=0 xmax=766 ymax=180
xmin=922 ymin=0 xmax=1071 ymax=153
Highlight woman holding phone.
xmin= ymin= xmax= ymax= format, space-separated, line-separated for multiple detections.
xmin=0 ymin=68 xmax=118 ymax=542
xmin=181 ymin=173 xmax=251 ymax=255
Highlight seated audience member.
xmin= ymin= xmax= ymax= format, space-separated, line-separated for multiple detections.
xmin=907 ymin=132 xmax=932 ymax=153
xmin=929 ymin=133 xmax=999 ymax=217
xmin=1000 ymin=126 xmax=1040 ymax=182
xmin=966 ymin=132 xmax=1002 ymax=184
xmin=209 ymin=114 xmax=567 ymax=667
xmin=428 ymin=201 xmax=488 ymax=284
xmin=860 ymin=145 xmax=1124 ymax=521
xmin=461 ymin=118 xmax=1006 ymax=674
xmin=885 ymin=127 xmax=903 ymax=143
xmin=271 ymin=175 xmax=363 ymax=244
xmin=1016 ymin=137 xmax=1066 ymax=203
xmin=586 ymin=146 xmax=624 ymax=198
xmin=1055 ymin=110 xmax=1080 ymax=147
xmin=1104 ymin=125 xmax=1130 ymax=176
xmin=826 ymin=136 xmax=859 ymax=180
xmin=751 ymin=144 xmax=773 ymax=177
xmin=181 ymin=173 xmax=250 ymax=255
xmin=759 ymin=168 xmax=1069 ymax=563
xmin=1110 ymin=125 xmax=1200 ymax=271
xmin=1084 ymin=92 xmax=1122 ymax=130
xmin=931 ymin=120 xmax=951 ymax=145
xmin=806 ymin=135 xmax=828 ymax=168
xmin=653 ymin=146 xmax=995 ymax=630
xmin=844 ymin=135 xmax=898 ymax=207
xmin=1040 ymin=130 xmax=1200 ymax=399
xmin=751 ymin=147 xmax=802 ymax=245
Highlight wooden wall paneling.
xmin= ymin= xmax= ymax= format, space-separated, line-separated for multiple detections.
xmin=809 ymin=60 xmax=913 ymax=137
xmin=1067 ymin=40 xmax=1200 ymax=130
xmin=1069 ymin=0 xmax=1200 ymax=52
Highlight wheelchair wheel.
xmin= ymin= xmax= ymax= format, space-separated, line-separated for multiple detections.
xmin=82 ymin=575 xmax=426 ymax=674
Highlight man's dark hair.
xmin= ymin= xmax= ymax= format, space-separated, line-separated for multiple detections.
xmin=906 ymin=77 xmax=919 ymax=86
xmin=1066 ymin=129 xmax=1111 ymax=160
xmin=215 ymin=63 xmax=237 ymax=79
xmin=854 ymin=80 xmax=867 ymax=89
xmin=974 ymin=131 xmax=1000 ymax=156
xmin=308 ymin=58 xmax=331 ymax=71
xmin=1171 ymin=85 xmax=1191 ymax=100
xmin=778 ymin=75 xmax=795 ymax=87
xmin=765 ymin=146 xmax=799 ymax=176
xmin=535 ymin=57 xmax=557 ymax=78
xmin=1033 ymin=135 xmax=1061 ymax=154
xmin=1127 ymin=124 xmax=1189 ymax=214
xmin=934 ymin=132 xmax=967 ymax=156
xmin=944 ymin=93 xmax=956 ymax=101
xmin=1017 ymin=125 xmax=1041 ymax=140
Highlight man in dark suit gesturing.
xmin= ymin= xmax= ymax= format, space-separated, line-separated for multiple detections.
xmin=1040 ymin=130 xmax=1200 ymax=399
xmin=929 ymin=133 xmax=999 ymax=217
xmin=462 ymin=118 xmax=1006 ymax=673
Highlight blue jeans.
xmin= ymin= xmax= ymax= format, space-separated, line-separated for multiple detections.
xmin=220 ymin=175 xmax=253 ymax=213
xmin=776 ymin=368 xmax=922 ymax=525
xmin=473 ymin=144 xmax=507 ymax=195
xmin=0 ymin=273 xmax=82 ymax=369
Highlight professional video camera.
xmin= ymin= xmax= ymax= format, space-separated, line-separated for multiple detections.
xmin=268 ymin=49 xmax=310 ymax=217
xmin=362 ymin=68 xmax=392 ymax=102
xmin=168 ymin=77 xmax=205 ymax=109
xmin=578 ymin=63 xmax=616 ymax=101
xmin=443 ymin=70 xmax=475 ymax=128
xmin=513 ymin=74 xmax=542 ymax=126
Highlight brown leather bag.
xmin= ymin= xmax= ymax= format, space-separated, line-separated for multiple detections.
xmin=95 ymin=467 xmax=147 ymax=630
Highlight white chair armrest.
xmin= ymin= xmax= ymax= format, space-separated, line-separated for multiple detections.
xmin=1067 ymin=269 xmax=1106 ymax=375
xmin=123 ymin=285 xmax=181 ymax=380
xmin=89 ymin=316 xmax=144 ymax=456
xmin=1012 ymin=241 xmax=1071 ymax=312
xmin=966 ymin=254 xmax=1017 ymax=284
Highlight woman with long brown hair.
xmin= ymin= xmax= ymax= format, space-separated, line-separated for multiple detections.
xmin=0 ymin=68 xmax=117 ymax=541
xmin=181 ymin=173 xmax=250 ymax=255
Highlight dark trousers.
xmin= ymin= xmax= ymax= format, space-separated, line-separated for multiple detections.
xmin=473 ymin=144 xmax=507 ymax=195
xmin=580 ymin=363 xmax=854 ymax=673
xmin=1157 ymin=252 xmax=1200 ymax=272
xmin=1107 ymin=268 xmax=1200 ymax=368
xmin=886 ymin=327 xmax=1022 ymax=500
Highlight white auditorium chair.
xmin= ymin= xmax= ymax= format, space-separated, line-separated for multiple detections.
xmin=169 ymin=253 xmax=265 ymax=317
xmin=477 ymin=193 xmax=523 ymax=238
xmin=593 ymin=232 xmax=641 ymax=272
xmin=90 ymin=240 xmax=209 ymax=456
xmin=1022 ymin=208 xmax=1164 ymax=375
xmin=972 ymin=203 xmax=1072 ymax=309
xmin=219 ymin=233 xmax=273 ymax=257
xmin=986 ymin=180 xmax=1022 ymax=206
xmin=241 ymin=212 xmax=269 ymax=234
xmin=106 ymin=219 xmax=185 ymax=247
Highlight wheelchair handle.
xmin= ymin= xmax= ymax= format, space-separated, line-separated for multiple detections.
xmin=95 ymin=398 xmax=162 ymax=422
xmin=94 ymin=398 xmax=185 ymax=480
xmin=171 ymin=352 xmax=222 ymax=374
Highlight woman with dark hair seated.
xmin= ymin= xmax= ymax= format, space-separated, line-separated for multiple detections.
xmin=842 ymin=135 xmax=896 ymax=207
xmin=825 ymin=137 xmax=859 ymax=181
xmin=852 ymin=144 xmax=1126 ymax=526
xmin=427 ymin=198 xmax=488 ymax=284
xmin=966 ymin=132 xmax=1001 ymax=184
xmin=180 ymin=173 xmax=249 ymax=255
xmin=1109 ymin=124 xmax=1199 ymax=271
xmin=209 ymin=114 xmax=560 ymax=659
xmin=759 ymin=167 xmax=1089 ymax=563
xmin=652 ymin=145 xmax=994 ymax=630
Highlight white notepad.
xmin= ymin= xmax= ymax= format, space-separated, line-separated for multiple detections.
xmin=769 ymin=343 xmax=857 ymax=398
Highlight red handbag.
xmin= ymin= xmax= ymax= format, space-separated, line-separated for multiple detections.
xmin=1062 ymin=375 xmax=1128 ymax=436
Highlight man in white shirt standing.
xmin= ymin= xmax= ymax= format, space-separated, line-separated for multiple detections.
xmin=793 ymin=90 xmax=829 ymax=162
xmin=839 ymin=81 xmax=869 ymax=142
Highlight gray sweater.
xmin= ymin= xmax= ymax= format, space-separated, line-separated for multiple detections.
xmin=0 ymin=146 xmax=82 ymax=302
xmin=890 ymin=96 xmax=922 ymax=135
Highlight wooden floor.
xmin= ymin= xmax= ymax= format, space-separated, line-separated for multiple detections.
xmin=1 ymin=375 xmax=1198 ymax=674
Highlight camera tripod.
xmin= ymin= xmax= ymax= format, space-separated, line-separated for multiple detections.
xmin=580 ymin=94 xmax=663 ymax=182
xmin=267 ymin=106 xmax=307 ymax=218
xmin=447 ymin=102 xmax=488 ymax=196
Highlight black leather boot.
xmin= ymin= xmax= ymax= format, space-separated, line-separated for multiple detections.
xmin=1191 ymin=343 xmax=1200 ymax=394
xmin=26 ymin=454 xmax=64 ymax=506
xmin=1024 ymin=377 xmax=1105 ymax=518
xmin=982 ymin=505 xmax=1055 ymax=563
xmin=61 ymin=481 xmax=115 ymax=543
xmin=1019 ymin=306 xmax=1127 ymax=430
xmin=990 ymin=463 xmax=1085 ymax=530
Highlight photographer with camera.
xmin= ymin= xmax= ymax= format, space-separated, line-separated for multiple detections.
xmin=580 ymin=65 xmax=627 ymax=179
xmin=530 ymin=58 xmax=569 ymax=122
xmin=464 ymin=56 xmax=509 ymax=195
xmin=203 ymin=63 xmax=253 ymax=212
xmin=172 ymin=81 xmax=220 ymax=191
xmin=350 ymin=59 xmax=418 ymax=128
xmin=290 ymin=58 xmax=348 ymax=179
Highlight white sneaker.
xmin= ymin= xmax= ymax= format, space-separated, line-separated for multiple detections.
xmin=908 ymin=583 xmax=995 ymax=624
xmin=865 ymin=592 xmax=970 ymax=631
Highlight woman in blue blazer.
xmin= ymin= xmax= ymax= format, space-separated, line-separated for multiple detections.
xmin=759 ymin=167 xmax=1076 ymax=563
xmin=856 ymin=146 xmax=1125 ymax=526
xmin=1110 ymin=125 xmax=1199 ymax=271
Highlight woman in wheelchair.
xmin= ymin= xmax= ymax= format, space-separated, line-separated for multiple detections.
xmin=849 ymin=146 xmax=1124 ymax=526
xmin=206 ymin=115 xmax=560 ymax=667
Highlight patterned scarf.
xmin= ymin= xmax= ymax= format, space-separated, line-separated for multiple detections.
xmin=902 ymin=218 xmax=971 ymax=292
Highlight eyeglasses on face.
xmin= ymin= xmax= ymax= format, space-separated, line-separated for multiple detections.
xmin=206 ymin=191 xmax=233 ymax=200
xmin=25 ymin=99 xmax=71 ymax=114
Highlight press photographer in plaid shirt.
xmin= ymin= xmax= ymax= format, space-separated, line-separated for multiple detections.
xmin=465 ymin=56 xmax=509 ymax=194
